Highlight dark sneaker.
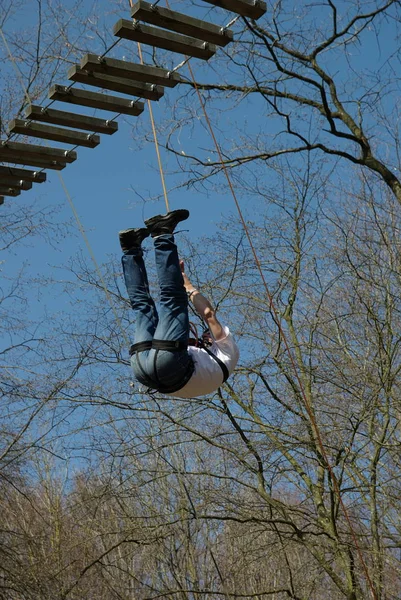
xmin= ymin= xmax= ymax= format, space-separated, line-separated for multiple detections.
xmin=119 ymin=227 xmax=150 ymax=253
xmin=145 ymin=209 xmax=189 ymax=237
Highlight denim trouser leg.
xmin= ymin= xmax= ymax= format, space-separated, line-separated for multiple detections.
xmin=152 ymin=234 xmax=193 ymax=390
xmin=122 ymin=248 xmax=159 ymax=342
xmin=122 ymin=249 xmax=158 ymax=387
xmin=153 ymin=234 xmax=189 ymax=342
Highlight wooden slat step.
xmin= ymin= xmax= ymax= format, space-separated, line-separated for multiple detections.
xmin=48 ymin=85 xmax=145 ymax=117
xmin=68 ymin=66 xmax=164 ymax=101
xmin=0 ymin=176 xmax=32 ymax=190
xmin=201 ymin=0 xmax=266 ymax=19
xmin=1 ymin=140 xmax=76 ymax=163
xmin=113 ymin=20 xmax=216 ymax=60
xmin=0 ymin=186 xmax=21 ymax=197
xmin=81 ymin=54 xmax=181 ymax=88
xmin=131 ymin=1 xmax=233 ymax=47
xmin=9 ymin=119 xmax=100 ymax=148
xmin=0 ymin=165 xmax=46 ymax=182
xmin=0 ymin=151 xmax=67 ymax=170
xmin=26 ymin=105 xmax=118 ymax=134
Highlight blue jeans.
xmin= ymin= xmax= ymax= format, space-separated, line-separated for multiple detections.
xmin=122 ymin=234 xmax=194 ymax=392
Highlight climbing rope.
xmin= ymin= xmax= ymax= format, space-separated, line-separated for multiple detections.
xmin=124 ymin=0 xmax=169 ymax=212
xmin=160 ymin=2 xmax=378 ymax=597
xmin=136 ymin=38 xmax=170 ymax=212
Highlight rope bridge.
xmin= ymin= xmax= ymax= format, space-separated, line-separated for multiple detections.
xmin=0 ymin=0 xmax=265 ymax=206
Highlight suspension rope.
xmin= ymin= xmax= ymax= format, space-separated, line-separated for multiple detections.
xmin=185 ymin=58 xmax=377 ymax=600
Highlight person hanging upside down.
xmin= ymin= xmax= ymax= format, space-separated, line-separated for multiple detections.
xmin=119 ymin=209 xmax=239 ymax=398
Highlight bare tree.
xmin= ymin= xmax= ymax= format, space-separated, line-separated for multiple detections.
xmin=164 ymin=1 xmax=401 ymax=205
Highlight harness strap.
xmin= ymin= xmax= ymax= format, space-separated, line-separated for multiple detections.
xmin=202 ymin=346 xmax=229 ymax=383
xmin=129 ymin=339 xmax=188 ymax=356
xmin=129 ymin=341 xmax=153 ymax=355
xmin=152 ymin=339 xmax=188 ymax=351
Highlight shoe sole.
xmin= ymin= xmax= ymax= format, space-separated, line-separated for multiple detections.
xmin=145 ymin=209 xmax=189 ymax=230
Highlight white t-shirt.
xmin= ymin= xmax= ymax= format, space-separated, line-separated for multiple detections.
xmin=168 ymin=326 xmax=239 ymax=398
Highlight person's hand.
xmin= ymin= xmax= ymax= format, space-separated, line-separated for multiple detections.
xmin=179 ymin=259 xmax=196 ymax=293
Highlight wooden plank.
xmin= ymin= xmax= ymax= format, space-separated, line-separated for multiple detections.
xmin=0 ymin=186 xmax=21 ymax=197
xmin=0 ymin=165 xmax=46 ymax=182
xmin=0 ymin=176 xmax=32 ymax=190
xmin=201 ymin=0 xmax=266 ymax=19
xmin=0 ymin=152 xmax=67 ymax=170
xmin=49 ymin=85 xmax=145 ymax=117
xmin=131 ymin=0 xmax=233 ymax=47
xmin=9 ymin=119 xmax=100 ymax=148
xmin=113 ymin=20 xmax=216 ymax=60
xmin=68 ymin=66 xmax=164 ymax=101
xmin=1 ymin=140 xmax=76 ymax=163
xmin=81 ymin=54 xmax=181 ymax=88
xmin=26 ymin=105 xmax=118 ymax=135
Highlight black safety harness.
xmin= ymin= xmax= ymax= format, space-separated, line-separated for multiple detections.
xmin=129 ymin=336 xmax=229 ymax=392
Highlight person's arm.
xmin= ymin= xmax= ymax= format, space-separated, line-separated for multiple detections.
xmin=180 ymin=260 xmax=226 ymax=341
